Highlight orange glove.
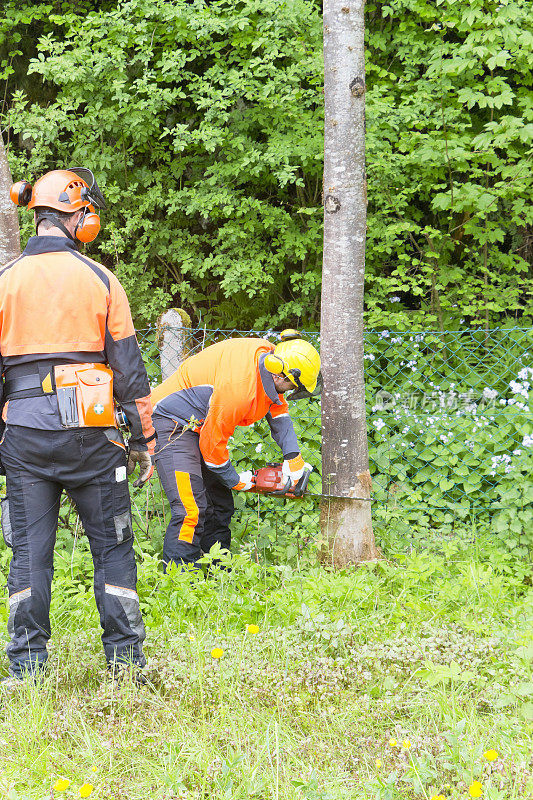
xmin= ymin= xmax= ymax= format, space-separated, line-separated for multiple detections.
xmin=282 ymin=454 xmax=305 ymax=486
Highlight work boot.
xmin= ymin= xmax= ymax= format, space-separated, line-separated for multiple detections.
xmin=107 ymin=661 xmax=147 ymax=687
xmin=0 ymin=669 xmax=28 ymax=693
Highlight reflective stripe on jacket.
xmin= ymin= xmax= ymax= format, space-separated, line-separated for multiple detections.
xmin=0 ymin=236 xmax=154 ymax=447
xmin=151 ymin=338 xmax=299 ymax=487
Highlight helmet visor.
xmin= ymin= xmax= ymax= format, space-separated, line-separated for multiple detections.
xmin=287 ymin=371 xmax=322 ymax=401
xmin=68 ymin=167 xmax=107 ymax=209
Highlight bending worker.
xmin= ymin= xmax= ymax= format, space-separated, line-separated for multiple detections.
xmin=0 ymin=169 xmax=155 ymax=685
xmin=151 ymin=332 xmax=320 ymax=567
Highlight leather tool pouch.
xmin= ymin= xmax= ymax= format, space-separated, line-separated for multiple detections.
xmin=55 ymin=363 xmax=116 ymax=428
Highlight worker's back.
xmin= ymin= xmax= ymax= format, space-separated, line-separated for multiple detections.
xmin=152 ymin=337 xmax=273 ymax=408
xmin=0 ymin=236 xmax=131 ymax=365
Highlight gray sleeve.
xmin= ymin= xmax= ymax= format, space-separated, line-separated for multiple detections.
xmin=266 ymin=411 xmax=299 ymax=457
xmin=203 ymin=458 xmax=241 ymax=489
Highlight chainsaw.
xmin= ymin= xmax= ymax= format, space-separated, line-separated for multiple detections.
xmin=250 ymin=462 xmax=313 ymax=499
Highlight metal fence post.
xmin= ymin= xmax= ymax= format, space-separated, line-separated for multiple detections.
xmin=156 ymin=308 xmax=192 ymax=379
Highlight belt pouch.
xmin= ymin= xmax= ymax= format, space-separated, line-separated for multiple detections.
xmin=54 ymin=364 xmax=116 ymax=428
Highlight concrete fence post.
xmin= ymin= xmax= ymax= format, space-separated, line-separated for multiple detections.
xmin=156 ymin=308 xmax=192 ymax=380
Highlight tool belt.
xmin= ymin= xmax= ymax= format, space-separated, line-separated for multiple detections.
xmin=4 ymin=362 xmax=117 ymax=429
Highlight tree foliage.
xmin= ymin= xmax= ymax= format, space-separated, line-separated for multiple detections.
xmin=365 ymin=0 xmax=533 ymax=330
xmin=0 ymin=0 xmax=531 ymax=328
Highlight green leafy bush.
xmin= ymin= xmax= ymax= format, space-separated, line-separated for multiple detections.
xmin=2 ymin=0 xmax=532 ymax=328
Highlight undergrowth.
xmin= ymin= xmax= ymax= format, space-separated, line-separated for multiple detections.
xmin=0 ymin=525 xmax=531 ymax=800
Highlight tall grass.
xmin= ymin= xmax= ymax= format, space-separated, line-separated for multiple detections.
xmin=0 ymin=533 xmax=531 ymax=799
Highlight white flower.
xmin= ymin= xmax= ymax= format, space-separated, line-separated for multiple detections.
xmin=373 ymin=419 xmax=386 ymax=431
xmin=517 ymin=367 xmax=533 ymax=381
xmin=390 ymin=296 xmax=401 ymax=303
xmin=522 ymin=434 xmax=533 ymax=448
xmin=255 ymin=443 xmax=263 ymax=453
xmin=490 ymin=453 xmax=514 ymax=476
xmin=509 ymin=380 xmax=529 ymax=398
xmin=482 ymin=388 xmax=498 ymax=400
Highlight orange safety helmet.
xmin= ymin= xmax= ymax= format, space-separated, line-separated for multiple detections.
xmin=10 ymin=167 xmax=106 ymax=244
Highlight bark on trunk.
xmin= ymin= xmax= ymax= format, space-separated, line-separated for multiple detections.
xmin=320 ymin=0 xmax=379 ymax=567
xmin=0 ymin=134 xmax=20 ymax=265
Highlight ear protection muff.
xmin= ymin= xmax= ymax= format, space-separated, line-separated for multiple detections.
xmin=10 ymin=181 xmax=33 ymax=207
xmin=264 ymin=353 xmax=303 ymax=390
xmin=74 ymin=207 xmax=101 ymax=243
xmin=279 ymin=329 xmax=301 ymax=342
xmin=264 ymin=353 xmax=285 ymax=375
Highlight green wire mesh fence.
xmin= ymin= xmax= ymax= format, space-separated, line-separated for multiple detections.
xmin=137 ymin=325 xmax=533 ymax=551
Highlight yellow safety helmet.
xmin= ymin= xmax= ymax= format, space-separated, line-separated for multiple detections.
xmin=264 ymin=329 xmax=321 ymax=397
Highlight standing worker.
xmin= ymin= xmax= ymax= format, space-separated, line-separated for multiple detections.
xmin=0 ymin=168 xmax=155 ymax=687
xmin=151 ymin=332 xmax=320 ymax=568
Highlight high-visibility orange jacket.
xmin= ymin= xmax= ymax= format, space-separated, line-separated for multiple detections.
xmin=151 ymin=338 xmax=300 ymax=487
xmin=0 ymin=236 xmax=154 ymax=448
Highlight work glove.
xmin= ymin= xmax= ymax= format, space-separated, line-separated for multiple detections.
xmin=232 ymin=470 xmax=255 ymax=491
xmin=127 ymin=447 xmax=154 ymax=488
xmin=282 ymin=454 xmax=305 ymax=487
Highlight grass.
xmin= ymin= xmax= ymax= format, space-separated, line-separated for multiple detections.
xmin=0 ymin=536 xmax=531 ymax=800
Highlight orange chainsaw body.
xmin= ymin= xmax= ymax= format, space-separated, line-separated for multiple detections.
xmin=250 ymin=463 xmax=311 ymax=499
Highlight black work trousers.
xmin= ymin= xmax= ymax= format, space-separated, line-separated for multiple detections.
xmin=1 ymin=425 xmax=145 ymax=677
xmin=153 ymin=416 xmax=234 ymax=567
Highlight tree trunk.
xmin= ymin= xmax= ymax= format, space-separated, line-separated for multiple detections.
xmin=320 ymin=0 xmax=379 ymax=567
xmin=0 ymin=133 xmax=20 ymax=265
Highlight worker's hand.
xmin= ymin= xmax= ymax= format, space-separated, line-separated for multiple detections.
xmin=282 ymin=454 xmax=305 ymax=487
xmin=127 ymin=447 xmax=154 ymax=488
xmin=232 ymin=470 xmax=255 ymax=491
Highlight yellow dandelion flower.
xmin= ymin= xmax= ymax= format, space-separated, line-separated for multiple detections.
xmin=469 ymin=781 xmax=483 ymax=798
xmin=402 ymin=739 xmax=411 ymax=749
xmin=430 ymin=795 xmax=446 ymax=800
xmin=375 ymin=759 xmax=382 ymax=768
xmin=79 ymin=784 xmax=94 ymax=798
xmin=189 ymin=634 xmax=195 ymax=641
xmin=389 ymin=738 xmax=397 ymax=747
xmin=246 ymin=624 xmax=260 ymax=634
xmin=53 ymin=778 xmax=71 ymax=792
xmin=483 ymin=749 xmax=498 ymax=762
xmin=211 ymin=647 xmax=223 ymax=659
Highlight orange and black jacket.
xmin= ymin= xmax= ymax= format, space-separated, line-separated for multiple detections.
xmin=0 ymin=236 xmax=154 ymax=449
xmin=151 ymin=338 xmax=300 ymax=487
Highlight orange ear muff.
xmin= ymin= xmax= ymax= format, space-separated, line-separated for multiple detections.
xmin=264 ymin=353 xmax=285 ymax=375
xmin=10 ymin=181 xmax=33 ymax=207
xmin=75 ymin=211 xmax=101 ymax=243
